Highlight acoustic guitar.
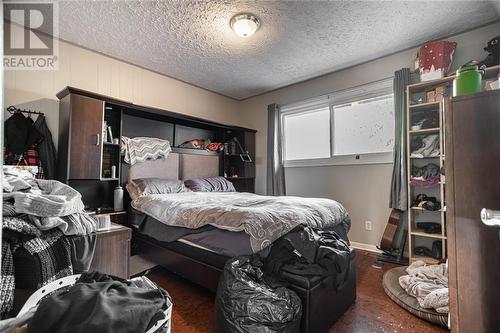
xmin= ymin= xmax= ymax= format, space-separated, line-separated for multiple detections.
xmin=379 ymin=209 xmax=402 ymax=252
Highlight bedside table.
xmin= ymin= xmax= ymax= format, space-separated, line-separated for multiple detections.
xmin=89 ymin=223 xmax=131 ymax=279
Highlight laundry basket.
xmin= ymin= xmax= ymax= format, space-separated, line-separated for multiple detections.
xmin=17 ymin=274 xmax=172 ymax=333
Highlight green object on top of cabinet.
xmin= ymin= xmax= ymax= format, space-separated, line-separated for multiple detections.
xmin=453 ymin=64 xmax=483 ymax=97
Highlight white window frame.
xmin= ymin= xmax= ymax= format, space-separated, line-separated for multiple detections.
xmin=281 ymin=78 xmax=394 ymax=167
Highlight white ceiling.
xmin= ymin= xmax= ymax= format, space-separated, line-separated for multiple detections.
xmin=49 ymin=1 xmax=499 ymax=99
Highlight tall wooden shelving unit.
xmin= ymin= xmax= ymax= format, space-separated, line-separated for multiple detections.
xmin=406 ymin=65 xmax=500 ymax=264
xmin=406 ymin=92 xmax=447 ymax=265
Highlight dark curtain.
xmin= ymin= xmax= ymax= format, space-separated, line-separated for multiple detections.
xmin=389 ymin=68 xmax=411 ymax=210
xmin=266 ymin=104 xmax=286 ymax=196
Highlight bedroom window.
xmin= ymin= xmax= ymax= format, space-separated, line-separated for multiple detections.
xmin=283 ymin=106 xmax=331 ymax=161
xmin=281 ymin=78 xmax=394 ymax=167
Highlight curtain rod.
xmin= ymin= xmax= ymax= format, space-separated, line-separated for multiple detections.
xmin=6 ymin=105 xmax=44 ymax=116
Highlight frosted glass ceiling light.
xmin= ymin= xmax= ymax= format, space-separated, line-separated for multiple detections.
xmin=230 ymin=13 xmax=260 ymax=38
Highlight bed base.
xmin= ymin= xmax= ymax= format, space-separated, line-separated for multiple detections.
xmin=133 ymin=234 xmax=222 ymax=292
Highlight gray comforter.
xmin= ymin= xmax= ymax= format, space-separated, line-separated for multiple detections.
xmin=131 ymin=192 xmax=351 ymax=252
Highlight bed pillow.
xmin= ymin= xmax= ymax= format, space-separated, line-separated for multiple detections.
xmin=184 ymin=176 xmax=236 ymax=192
xmin=128 ymin=178 xmax=188 ymax=199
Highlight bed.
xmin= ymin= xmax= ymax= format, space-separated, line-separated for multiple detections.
xmin=123 ymin=152 xmax=352 ymax=292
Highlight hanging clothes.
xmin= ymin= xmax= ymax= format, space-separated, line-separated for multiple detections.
xmin=34 ymin=114 xmax=57 ymax=179
xmin=4 ymin=112 xmax=43 ymax=154
xmin=4 ymin=111 xmax=47 ymax=179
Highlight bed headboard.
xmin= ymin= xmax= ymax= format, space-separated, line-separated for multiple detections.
xmin=127 ymin=153 xmax=180 ymax=181
xmin=125 ymin=152 xmax=219 ymax=182
xmin=179 ymin=154 xmax=219 ymax=180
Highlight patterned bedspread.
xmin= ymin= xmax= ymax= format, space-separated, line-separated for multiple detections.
xmin=131 ymin=192 xmax=351 ymax=253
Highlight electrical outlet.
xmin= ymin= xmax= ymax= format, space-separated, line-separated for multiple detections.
xmin=365 ymin=220 xmax=373 ymax=231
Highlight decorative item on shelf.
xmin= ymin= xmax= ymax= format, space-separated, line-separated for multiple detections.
xmin=435 ymin=85 xmax=447 ymax=101
xmin=114 ymin=186 xmax=124 ymax=211
xmin=426 ymin=90 xmax=436 ymax=102
xmin=478 ymin=35 xmax=499 ymax=69
xmin=113 ymin=138 xmax=119 ymax=145
xmin=102 ymin=121 xmax=108 ymax=143
xmin=111 ymin=165 xmax=116 ymax=179
xmin=453 ymin=63 xmax=483 ymax=97
xmin=223 ymin=137 xmax=252 ymax=162
xmin=107 ymin=125 xmax=114 ymax=143
xmin=418 ymin=40 xmax=457 ymax=81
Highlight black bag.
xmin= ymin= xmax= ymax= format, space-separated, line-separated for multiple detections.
xmin=213 ymin=256 xmax=302 ymax=333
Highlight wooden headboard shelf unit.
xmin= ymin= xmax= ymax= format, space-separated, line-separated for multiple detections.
xmin=57 ymin=86 xmax=256 ymax=209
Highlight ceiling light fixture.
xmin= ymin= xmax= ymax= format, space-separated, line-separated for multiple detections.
xmin=230 ymin=13 xmax=260 ymax=38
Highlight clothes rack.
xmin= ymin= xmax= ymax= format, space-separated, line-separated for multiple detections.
xmin=6 ymin=105 xmax=44 ymax=116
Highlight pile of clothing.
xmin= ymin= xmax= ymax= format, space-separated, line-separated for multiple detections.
xmin=399 ymin=261 xmax=449 ymax=313
xmin=1 ymin=272 xmax=171 ymax=333
xmin=411 ymin=163 xmax=443 ymax=188
xmin=412 ymin=193 xmax=441 ymax=211
xmin=263 ymin=226 xmax=352 ymax=290
xmin=4 ymin=110 xmax=57 ymax=179
xmin=411 ymin=115 xmax=438 ymax=131
xmin=178 ymin=139 xmax=223 ymax=152
xmin=1 ymin=168 xmax=97 ymax=318
xmin=410 ymin=134 xmax=440 ymax=158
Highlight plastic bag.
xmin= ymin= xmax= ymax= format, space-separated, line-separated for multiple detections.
xmin=213 ymin=256 xmax=302 ymax=333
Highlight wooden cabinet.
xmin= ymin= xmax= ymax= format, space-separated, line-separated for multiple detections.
xmin=58 ymin=93 xmax=122 ymax=182
xmin=90 ymin=223 xmax=131 ymax=279
xmin=68 ymin=94 xmax=104 ymax=180
xmin=445 ymin=90 xmax=500 ymax=333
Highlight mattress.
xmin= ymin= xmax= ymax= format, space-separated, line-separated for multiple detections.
xmin=130 ymin=208 xmax=256 ymax=257
xmin=130 ymin=208 xmax=349 ymax=258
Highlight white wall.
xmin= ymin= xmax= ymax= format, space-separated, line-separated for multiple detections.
xmin=4 ymin=23 xmax=241 ymax=150
xmin=4 ymin=21 xmax=499 ymax=247
xmin=238 ymin=22 xmax=500 ymax=246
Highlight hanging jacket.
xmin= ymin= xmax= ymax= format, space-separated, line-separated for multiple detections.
xmin=34 ymin=114 xmax=57 ymax=179
xmin=4 ymin=112 xmax=43 ymax=154
xmin=4 ymin=113 xmax=46 ymax=178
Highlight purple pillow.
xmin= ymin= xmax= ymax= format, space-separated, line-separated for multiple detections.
xmin=184 ymin=176 xmax=236 ymax=192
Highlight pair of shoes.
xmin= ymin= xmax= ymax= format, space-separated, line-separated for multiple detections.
xmin=414 ymin=241 xmax=442 ymax=259
xmin=416 ymin=222 xmax=441 ymax=234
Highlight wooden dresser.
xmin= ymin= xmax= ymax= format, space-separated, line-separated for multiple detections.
xmin=445 ymin=90 xmax=500 ymax=332
xmin=90 ymin=223 xmax=131 ymax=279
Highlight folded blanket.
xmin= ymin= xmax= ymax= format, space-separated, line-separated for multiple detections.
xmin=121 ymin=136 xmax=171 ymax=165
xmin=399 ymin=260 xmax=449 ymax=313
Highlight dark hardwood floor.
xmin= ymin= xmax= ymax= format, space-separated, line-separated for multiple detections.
xmin=147 ymin=251 xmax=448 ymax=333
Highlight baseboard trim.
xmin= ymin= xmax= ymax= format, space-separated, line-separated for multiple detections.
xmin=350 ymin=241 xmax=383 ymax=254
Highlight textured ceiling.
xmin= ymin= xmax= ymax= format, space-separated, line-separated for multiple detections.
xmin=48 ymin=1 xmax=499 ymax=99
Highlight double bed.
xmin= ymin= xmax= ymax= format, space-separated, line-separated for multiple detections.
xmin=123 ymin=152 xmax=352 ymax=292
